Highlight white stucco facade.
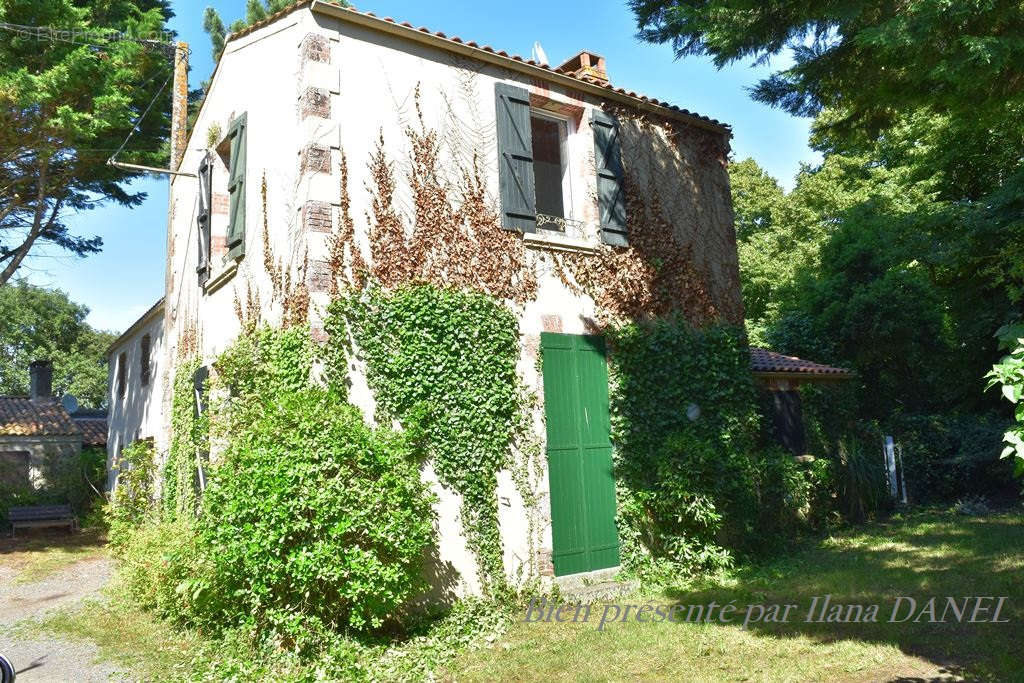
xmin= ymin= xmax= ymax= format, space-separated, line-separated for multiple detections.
xmin=119 ymin=1 xmax=741 ymax=598
xmin=106 ymin=300 xmax=165 ymax=489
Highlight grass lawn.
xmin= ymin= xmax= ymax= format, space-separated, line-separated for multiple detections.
xmin=14 ymin=510 xmax=1023 ymax=681
xmin=450 ymin=509 xmax=1024 ymax=682
xmin=0 ymin=527 xmax=107 ymax=583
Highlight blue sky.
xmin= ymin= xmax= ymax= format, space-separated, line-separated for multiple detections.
xmin=27 ymin=0 xmax=819 ymax=333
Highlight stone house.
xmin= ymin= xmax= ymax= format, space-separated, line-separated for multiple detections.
xmin=0 ymin=361 xmax=99 ymax=492
xmin=110 ymin=1 xmax=795 ymax=595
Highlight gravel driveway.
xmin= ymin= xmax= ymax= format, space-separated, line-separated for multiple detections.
xmin=0 ymin=554 xmax=125 ymax=682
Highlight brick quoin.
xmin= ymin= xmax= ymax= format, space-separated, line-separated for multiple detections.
xmin=301 ymin=143 xmax=330 ymax=174
xmin=212 ymin=193 xmax=229 ymax=215
xmin=300 ymin=33 xmax=330 ymax=63
xmin=307 ymin=259 xmax=332 ymax=293
xmin=302 ymin=200 xmax=332 ymax=233
xmin=300 ymin=87 xmax=330 ymax=120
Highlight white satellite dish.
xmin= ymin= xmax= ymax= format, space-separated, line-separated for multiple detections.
xmin=532 ymin=41 xmax=549 ymax=66
xmin=61 ymin=393 xmax=79 ymax=414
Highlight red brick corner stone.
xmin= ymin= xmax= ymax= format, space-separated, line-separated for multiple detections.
xmin=300 ymin=33 xmax=330 ymax=64
xmin=302 ymin=200 xmax=332 ymax=233
xmin=301 ymin=143 xmax=330 ymax=174
xmin=537 ymin=548 xmax=555 ymax=577
xmin=300 ymin=87 xmax=330 ymax=120
xmin=307 ymin=259 xmax=332 ymax=293
xmin=310 ymin=325 xmax=329 ymax=343
xmin=212 ymin=192 xmax=229 ymax=215
xmin=541 ymin=314 xmax=563 ymax=333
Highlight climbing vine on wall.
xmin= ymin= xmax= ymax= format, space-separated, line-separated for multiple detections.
xmin=325 ymin=285 xmax=528 ymax=592
xmin=607 ymin=318 xmax=806 ymax=577
xmin=164 ymin=357 xmax=204 ymax=521
xmin=554 ymin=109 xmax=734 ymax=326
xmin=364 ymin=88 xmax=536 ymax=303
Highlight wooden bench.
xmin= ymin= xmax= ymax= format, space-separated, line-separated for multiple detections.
xmin=7 ymin=505 xmax=77 ymax=536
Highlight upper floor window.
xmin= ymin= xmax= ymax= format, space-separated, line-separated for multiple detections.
xmin=117 ymin=351 xmax=127 ymax=399
xmin=495 ymin=82 xmax=628 ymax=246
xmin=197 ymin=112 xmax=248 ymax=288
xmin=530 ymin=113 xmax=573 ymax=231
xmin=140 ymin=334 xmax=151 ymax=387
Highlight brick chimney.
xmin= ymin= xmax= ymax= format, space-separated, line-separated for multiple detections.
xmin=170 ymin=41 xmax=189 ymax=170
xmin=556 ymin=51 xmax=609 ymax=85
xmin=29 ymin=360 xmax=53 ymax=401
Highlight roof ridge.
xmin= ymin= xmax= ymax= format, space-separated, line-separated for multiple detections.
xmin=219 ymin=1 xmax=729 ymax=132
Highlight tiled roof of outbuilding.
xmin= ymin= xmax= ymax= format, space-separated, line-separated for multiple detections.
xmin=750 ymin=347 xmax=853 ymax=378
xmin=221 ymin=1 xmax=729 ymax=133
xmin=72 ymin=417 xmax=108 ymax=447
xmin=0 ymin=397 xmax=81 ymax=437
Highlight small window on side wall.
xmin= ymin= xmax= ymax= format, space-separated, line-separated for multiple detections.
xmin=140 ymin=334 xmax=151 ymax=387
xmin=117 ymin=351 xmax=127 ymax=399
xmin=196 ymin=153 xmax=212 ymax=285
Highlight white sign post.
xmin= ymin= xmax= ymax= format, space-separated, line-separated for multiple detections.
xmin=884 ymin=435 xmax=898 ymax=499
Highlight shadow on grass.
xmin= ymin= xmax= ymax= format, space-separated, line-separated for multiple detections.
xmin=661 ymin=511 xmax=1023 ymax=681
xmin=0 ymin=527 xmax=105 ymax=558
xmin=0 ymin=527 xmax=107 ymax=583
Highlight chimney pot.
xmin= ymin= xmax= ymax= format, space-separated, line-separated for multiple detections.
xmin=555 ymin=50 xmax=609 ymax=85
xmin=29 ymin=360 xmax=53 ymax=401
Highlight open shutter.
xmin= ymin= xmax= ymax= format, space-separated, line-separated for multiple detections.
xmin=196 ymin=153 xmax=212 ymax=285
xmin=591 ymin=110 xmax=628 ymax=246
xmin=226 ymin=113 xmax=247 ymax=259
xmin=495 ymin=83 xmax=536 ymax=232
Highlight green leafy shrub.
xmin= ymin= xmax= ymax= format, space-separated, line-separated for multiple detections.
xmin=326 ymin=285 xmax=526 ymax=591
xmin=214 ymin=324 xmax=314 ymax=404
xmin=889 ymin=412 xmax=1011 ymax=501
xmin=186 ymin=326 xmax=437 ymax=636
xmin=608 ymin=319 xmax=812 ymax=576
xmin=986 ymin=321 xmax=1024 ymax=477
xmin=107 ymin=438 xmax=157 ymax=549
xmin=111 ymin=517 xmax=199 ymax=622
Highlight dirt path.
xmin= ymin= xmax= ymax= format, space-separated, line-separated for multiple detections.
xmin=0 ymin=553 xmax=124 ymax=681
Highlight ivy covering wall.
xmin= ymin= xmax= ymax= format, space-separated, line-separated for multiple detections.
xmin=608 ymin=318 xmax=808 ymax=577
xmin=326 ymin=285 xmax=529 ymax=592
xmin=163 ymin=357 xmax=202 ymax=521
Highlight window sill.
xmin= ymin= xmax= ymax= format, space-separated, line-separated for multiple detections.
xmin=523 ymin=230 xmax=600 ymax=255
xmin=203 ymin=259 xmax=239 ymax=295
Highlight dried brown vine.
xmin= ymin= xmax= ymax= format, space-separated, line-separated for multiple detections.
xmin=552 ymin=109 xmax=728 ymax=326
xmin=365 ymin=86 xmax=536 ymax=303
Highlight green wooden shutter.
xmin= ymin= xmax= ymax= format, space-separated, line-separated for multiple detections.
xmin=196 ymin=153 xmax=212 ymax=285
xmin=495 ymin=83 xmax=536 ymax=233
xmin=541 ymin=332 xmax=620 ymax=576
xmin=226 ymin=113 xmax=247 ymax=259
xmin=591 ymin=110 xmax=628 ymax=246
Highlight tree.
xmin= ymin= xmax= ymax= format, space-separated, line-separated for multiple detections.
xmin=0 ymin=280 xmax=116 ymax=408
xmin=629 ymin=0 xmax=1024 ymax=144
xmin=0 ymin=0 xmax=174 ymax=286
xmin=202 ymin=1 xmax=349 ymax=64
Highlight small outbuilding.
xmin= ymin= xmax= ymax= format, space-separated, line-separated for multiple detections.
xmin=749 ymin=347 xmax=853 ymax=456
xmin=0 ymin=361 xmax=83 ymax=489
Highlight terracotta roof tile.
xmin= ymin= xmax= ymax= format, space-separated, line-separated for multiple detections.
xmin=750 ymin=347 xmax=853 ymax=378
xmin=72 ymin=417 xmax=108 ymax=447
xmin=0 ymin=397 xmax=81 ymax=437
xmin=220 ymin=1 xmax=729 ymax=132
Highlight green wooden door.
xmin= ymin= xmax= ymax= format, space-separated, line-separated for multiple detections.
xmin=541 ymin=333 xmax=620 ymax=576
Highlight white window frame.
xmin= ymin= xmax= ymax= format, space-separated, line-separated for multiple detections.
xmin=530 ymin=109 xmax=576 ymax=227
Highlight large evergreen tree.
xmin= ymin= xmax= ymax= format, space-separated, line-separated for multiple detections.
xmin=629 ymin=0 xmax=1024 ymax=143
xmin=0 ymin=0 xmax=175 ymax=285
